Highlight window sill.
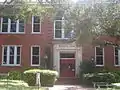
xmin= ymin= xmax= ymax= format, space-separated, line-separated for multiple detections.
xmin=0 ymin=32 xmax=25 ymax=34
xmin=95 ymin=65 xmax=104 ymax=67
xmin=114 ymin=65 xmax=120 ymax=67
xmin=31 ymin=65 xmax=40 ymax=66
xmin=1 ymin=64 xmax=21 ymax=67
xmin=54 ymin=38 xmax=69 ymax=40
xmin=31 ymin=32 xmax=41 ymax=34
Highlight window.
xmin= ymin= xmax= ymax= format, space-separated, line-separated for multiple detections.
xmin=95 ymin=46 xmax=104 ymax=66
xmin=54 ymin=17 xmax=74 ymax=39
xmin=31 ymin=46 xmax=40 ymax=66
xmin=2 ymin=45 xmax=21 ymax=66
xmin=0 ymin=17 xmax=24 ymax=33
xmin=32 ymin=16 xmax=41 ymax=33
xmin=114 ymin=47 xmax=120 ymax=66
xmin=60 ymin=53 xmax=75 ymax=58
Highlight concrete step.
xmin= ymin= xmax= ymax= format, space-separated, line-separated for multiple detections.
xmin=55 ymin=77 xmax=80 ymax=85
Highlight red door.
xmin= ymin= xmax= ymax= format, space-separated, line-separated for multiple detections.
xmin=60 ymin=59 xmax=75 ymax=77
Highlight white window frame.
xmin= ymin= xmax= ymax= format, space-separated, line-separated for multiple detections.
xmin=2 ymin=45 xmax=22 ymax=66
xmin=95 ymin=46 xmax=104 ymax=67
xmin=31 ymin=45 xmax=40 ymax=66
xmin=114 ymin=47 xmax=120 ymax=66
xmin=32 ymin=16 xmax=41 ymax=34
xmin=54 ymin=17 xmax=71 ymax=39
xmin=0 ymin=17 xmax=25 ymax=34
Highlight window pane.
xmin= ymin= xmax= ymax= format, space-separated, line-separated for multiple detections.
xmin=3 ymin=17 xmax=8 ymax=23
xmin=33 ymin=24 xmax=40 ymax=32
xmin=96 ymin=47 xmax=103 ymax=55
xmin=32 ymin=47 xmax=39 ymax=55
xmin=115 ymin=56 xmax=118 ymax=65
xmin=55 ymin=21 xmax=62 ymax=29
xmin=34 ymin=16 xmax=40 ymax=23
xmin=2 ymin=24 xmax=8 ymax=32
xmin=60 ymin=53 xmax=75 ymax=58
xmin=19 ymin=23 xmax=24 ymax=32
xmin=19 ymin=20 xmax=24 ymax=23
xmin=64 ymin=30 xmax=73 ymax=38
xmin=96 ymin=56 xmax=103 ymax=65
xmin=17 ymin=56 xmax=20 ymax=64
xmin=10 ymin=46 xmax=14 ymax=55
xmin=9 ymin=56 xmax=14 ymax=64
xmin=32 ymin=56 xmax=39 ymax=65
xmin=17 ymin=47 xmax=20 ymax=55
xmin=3 ymin=56 xmax=7 ymax=64
xmin=4 ymin=47 xmax=7 ymax=55
xmin=10 ymin=23 xmax=16 ymax=32
xmin=115 ymin=48 xmax=118 ymax=55
xmin=55 ymin=30 xmax=62 ymax=38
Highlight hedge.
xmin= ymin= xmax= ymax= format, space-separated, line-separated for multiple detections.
xmin=83 ymin=72 xmax=116 ymax=85
xmin=23 ymin=69 xmax=58 ymax=86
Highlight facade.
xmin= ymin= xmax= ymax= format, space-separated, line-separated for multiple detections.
xmin=0 ymin=16 xmax=53 ymax=72
xmin=0 ymin=15 xmax=120 ymax=78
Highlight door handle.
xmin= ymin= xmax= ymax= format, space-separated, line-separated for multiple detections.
xmin=72 ymin=69 xmax=75 ymax=71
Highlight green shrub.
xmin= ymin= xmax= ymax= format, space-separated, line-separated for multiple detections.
xmin=80 ymin=60 xmax=95 ymax=74
xmin=23 ymin=69 xmax=58 ymax=86
xmin=23 ymin=73 xmax=36 ymax=86
xmin=79 ymin=60 xmax=95 ymax=84
xmin=83 ymin=72 xmax=116 ymax=84
xmin=8 ymin=71 xmax=22 ymax=80
xmin=111 ymin=71 xmax=120 ymax=82
xmin=40 ymin=70 xmax=58 ymax=86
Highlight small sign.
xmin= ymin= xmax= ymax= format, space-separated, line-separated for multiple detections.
xmin=36 ymin=73 xmax=41 ymax=86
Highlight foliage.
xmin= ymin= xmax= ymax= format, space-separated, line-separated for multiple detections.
xmin=0 ymin=79 xmax=45 ymax=90
xmin=8 ymin=71 xmax=22 ymax=80
xmin=23 ymin=69 xmax=58 ymax=86
xmin=80 ymin=60 xmax=95 ymax=74
xmin=23 ymin=73 xmax=36 ymax=86
xmin=83 ymin=72 xmax=116 ymax=85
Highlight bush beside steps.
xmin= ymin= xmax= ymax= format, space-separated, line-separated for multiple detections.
xmin=23 ymin=69 xmax=58 ymax=87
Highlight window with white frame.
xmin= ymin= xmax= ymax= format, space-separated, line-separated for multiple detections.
xmin=0 ymin=17 xmax=24 ymax=33
xmin=2 ymin=45 xmax=21 ymax=66
xmin=32 ymin=16 xmax=41 ymax=33
xmin=54 ymin=16 xmax=74 ymax=39
xmin=114 ymin=47 xmax=120 ymax=66
xmin=31 ymin=46 xmax=40 ymax=66
xmin=95 ymin=46 xmax=104 ymax=66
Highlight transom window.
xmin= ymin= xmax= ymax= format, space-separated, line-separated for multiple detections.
xmin=114 ymin=47 xmax=120 ymax=66
xmin=60 ymin=53 xmax=75 ymax=58
xmin=95 ymin=46 xmax=104 ymax=66
xmin=31 ymin=46 xmax=40 ymax=66
xmin=32 ymin=16 xmax=41 ymax=33
xmin=0 ymin=17 xmax=24 ymax=33
xmin=2 ymin=45 xmax=21 ymax=66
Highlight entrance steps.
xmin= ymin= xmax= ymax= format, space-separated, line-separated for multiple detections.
xmin=55 ymin=77 xmax=80 ymax=85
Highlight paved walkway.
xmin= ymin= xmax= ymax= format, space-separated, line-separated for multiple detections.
xmin=48 ymin=85 xmax=95 ymax=90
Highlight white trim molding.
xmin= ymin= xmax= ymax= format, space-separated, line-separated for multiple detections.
xmin=95 ymin=46 xmax=104 ymax=67
xmin=31 ymin=16 xmax=41 ymax=34
xmin=31 ymin=45 xmax=40 ymax=66
xmin=114 ymin=46 xmax=120 ymax=66
xmin=53 ymin=43 xmax=82 ymax=77
xmin=2 ymin=45 xmax=22 ymax=66
xmin=0 ymin=17 xmax=25 ymax=34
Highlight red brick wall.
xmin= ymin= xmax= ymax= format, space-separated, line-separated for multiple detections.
xmin=82 ymin=36 xmax=120 ymax=70
xmin=0 ymin=17 xmax=53 ymax=72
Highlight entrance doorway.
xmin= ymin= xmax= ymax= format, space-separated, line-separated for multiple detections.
xmin=60 ymin=53 xmax=75 ymax=77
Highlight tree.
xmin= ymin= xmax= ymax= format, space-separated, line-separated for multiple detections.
xmin=62 ymin=0 xmax=120 ymax=46
xmin=0 ymin=0 xmax=54 ymax=21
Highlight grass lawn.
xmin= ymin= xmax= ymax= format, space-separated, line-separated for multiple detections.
xmin=0 ymin=79 xmax=47 ymax=90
